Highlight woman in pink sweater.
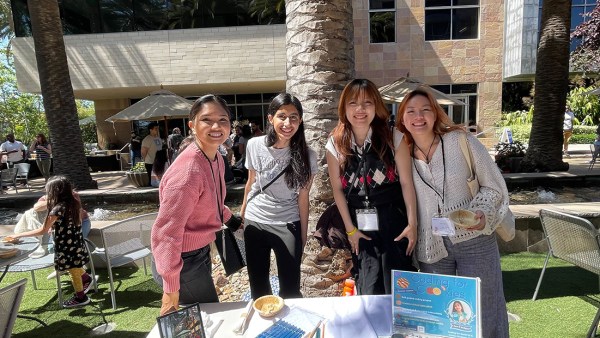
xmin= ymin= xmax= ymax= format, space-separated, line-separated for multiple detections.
xmin=151 ymin=94 xmax=241 ymax=315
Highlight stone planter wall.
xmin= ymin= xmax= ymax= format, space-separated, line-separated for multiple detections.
xmin=126 ymin=171 xmax=149 ymax=188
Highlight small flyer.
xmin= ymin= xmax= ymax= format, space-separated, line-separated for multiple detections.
xmin=391 ymin=270 xmax=481 ymax=338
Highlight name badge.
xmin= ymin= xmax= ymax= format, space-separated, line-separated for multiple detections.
xmin=432 ymin=217 xmax=455 ymax=237
xmin=356 ymin=208 xmax=379 ymax=231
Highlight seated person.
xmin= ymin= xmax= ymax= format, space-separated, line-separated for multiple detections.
xmin=151 ymin=149 xmax=169 ymax=188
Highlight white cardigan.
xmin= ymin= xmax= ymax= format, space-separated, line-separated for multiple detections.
xmin=413 ymin=130 xmax=510 ymax=264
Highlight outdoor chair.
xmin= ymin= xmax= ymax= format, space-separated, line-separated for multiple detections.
xmin=94 ymin=213 xmax=156 ymax=309
xmin=589 ymin=144 xmax=600 ymax=170
xmin=0 ymin=278 xmax=26 ymax=338
xmin=0 ymin=168 xmax=19 ymax=193
xmin=533 ymin=209 xmax=600 ymax=338
xmin=13 ymin=163 xmax=31 ymax=191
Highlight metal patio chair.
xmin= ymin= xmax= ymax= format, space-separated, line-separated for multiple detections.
xmin=0 ymin=168 xmax=19 ymax=193
xmin=95 ymin=213 xmax=156 ymax=309
xmin=533 ymin=209 xmax=600 ymax=338
xmin=0 ymin=279 xmax=27 ymax=338
xmin=13 ymin=163 xmax=31 ymax=191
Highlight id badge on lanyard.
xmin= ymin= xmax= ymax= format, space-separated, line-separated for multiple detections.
xmin=356 ymin=208 xmax=379 ymax=231
xmin=432 ymin=213 xmax=455 ymax=237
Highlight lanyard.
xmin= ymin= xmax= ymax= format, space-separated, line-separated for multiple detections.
xmin=196 ymin=142 xmax=223 ymax=225
xmin=413 ymin=136 xmax=445 ymax=213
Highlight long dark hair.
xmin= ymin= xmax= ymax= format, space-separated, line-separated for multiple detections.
xmin=331 ymin=79 xmax=394 ymax=170
xmin=45 ymin=176 xmax=81 ymax=227
xmin=189 ymin=94 xmax=231 ymax=121
xmin=265 ymin=93 xmax=311 ymax=190
xmin=36 ymin=133 xmax=48 ymax=144
xmin=153 ymin=149 xmax=168 ymax=177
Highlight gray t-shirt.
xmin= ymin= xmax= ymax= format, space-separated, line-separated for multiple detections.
xmin=244 ymin=136 xmax=318 ymax=224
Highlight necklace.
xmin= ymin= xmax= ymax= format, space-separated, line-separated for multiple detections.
xmin=414 ymin=135 xmax=437 ymax=164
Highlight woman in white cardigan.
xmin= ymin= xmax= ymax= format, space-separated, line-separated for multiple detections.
xmin=396 ymin=87 xmax=510 ymax=338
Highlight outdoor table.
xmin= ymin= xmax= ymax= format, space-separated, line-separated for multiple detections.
xmin=7 ymin=245 xmax=55 ymax=289
xmin=146 ymin=294 xmax=393 ymax=338
xmin=0 ymin=237 xmax=39 ymax=284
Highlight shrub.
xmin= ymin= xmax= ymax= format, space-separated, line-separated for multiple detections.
xmin=130 ymin=162 xmax=146 ymax=173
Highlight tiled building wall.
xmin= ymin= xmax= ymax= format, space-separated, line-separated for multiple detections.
xmin=12 ymin=24 xmax=287 ymax=98
xmin=353 ymin=0 xmax=504 ymax=132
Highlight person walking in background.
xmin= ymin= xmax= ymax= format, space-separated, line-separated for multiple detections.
xmin=141 ymin=122 xmax=162 ymax=186
xmin=241 ymin=93 xmax=317 ymax=299
xmin=30 ymin=133 xmax=52 ymax=181
xmin=0 ymin=133 xmax=26 ymax=169
xmin=326 ymin=79 xmax=418 ymax=295
xmin=5 ymin=176 xmax=94 ymax=308
xmin=396 ymin=87 xmax=510 ymax=337
xmin=151 ymin=95 xmax=241 ymax=315
xmin=167 ymin=127 xmax=184 ymax=162
xmin=563 ymin=106 xmax=575 ymax=157
xmin=250 ymin=120 xmax=264 ymax=137
xmin=130 ymin=131 xmax=142 ymax=167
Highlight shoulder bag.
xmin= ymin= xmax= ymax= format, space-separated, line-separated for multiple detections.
xmin=458 ymin=133 xmax=515 ymax=242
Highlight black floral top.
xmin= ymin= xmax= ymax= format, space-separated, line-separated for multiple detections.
xmin=51 ymin=204 xmax=88 ymax=271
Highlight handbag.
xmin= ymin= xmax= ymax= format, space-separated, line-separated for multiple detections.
xmin=215 ymin=227 xmax=246 ymax=276
xmin=458 ymin=133 xmax=515 ymax=242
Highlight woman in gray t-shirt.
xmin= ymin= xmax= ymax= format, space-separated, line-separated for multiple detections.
xmin=241 ymin=93 xmax=318 ymax=299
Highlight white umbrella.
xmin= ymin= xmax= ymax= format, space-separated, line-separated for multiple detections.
xmin=379 ymin=77 xmax=466 ymax=106
xmin=106 ymin=89 xmax=193 ymax=138
xmin=106 ymin=90 xmax=192 ymax=122
xmin=582 ymin=87 xmax=600 ymax=95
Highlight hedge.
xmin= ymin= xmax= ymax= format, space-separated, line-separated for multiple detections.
xmin=505 ymin=124 xmax=597 ymax=144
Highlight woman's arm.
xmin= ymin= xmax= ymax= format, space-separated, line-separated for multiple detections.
xmin=326 ymin=151 xmax=371 ymax=255
xmin=240 ymin=169 xmax=256 ymax=220
xmin=8 ymin=215 xmax=56 ymax=239
xmin=298 ymin=175 xmax=314 ymax=248
xmin=394 ymin=140 xmax=418 ymax=255
xmin=43 ymin=143 xmax=52 ymax=155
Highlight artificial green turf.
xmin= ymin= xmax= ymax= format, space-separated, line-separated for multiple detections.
xmin=5 ymin=252 xmax=600 ymax=337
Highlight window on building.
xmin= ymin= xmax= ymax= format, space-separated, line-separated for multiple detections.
xmin=539 ymin=0 xmax=598 ymax=51
xmin=369 ymin=0 xmax=395 ymax=43
xmin=425 ymin=0 xmax=479 ymax=41
xmin=430 ymin=83 xmax=478 ymax=126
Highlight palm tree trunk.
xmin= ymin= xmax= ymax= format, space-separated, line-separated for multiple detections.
xmin=285 ymin=0 xmax=354 ymax=205
xmin=521 ymin=0 xmax=572 ymax=172
xmin=27 ymin=0 xmax=96 ymax=189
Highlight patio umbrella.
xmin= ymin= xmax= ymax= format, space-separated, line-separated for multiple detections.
xmin=105 ymin=89 xmax=193 ymax=137
xmin=582 ymin=87 xmax=600 ymax=95
xmin=378 ymin=77 xmax=466 ymax=106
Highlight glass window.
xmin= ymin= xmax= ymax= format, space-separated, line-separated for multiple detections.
xmin=236 ymin=105 xmax=264 ymax=128
xmin=236 ymin=94 xmax=263 ymax=104
xmin=430 ymin=85 xmax=451 ymax=94
xmin=369 ymin=0 xmax=395 ymax=10
xmin=60 ymin=0 xmax=101 ymax=35
xmin=100 ymin=0 xmax=134 ymax=33
xmin=369 ymin=0 xmax=395 ymax=43
xmin=133 ymin=0 xmax=169 ymax=31
xmin=10 ymin=0 xmax=31 ymax=37
xmin=451 ymin=83 xmax=478 ymax=94
xmin=219 ymin=95 xmax=235 ymax=105
xmin=425 ymin=0 xmax=479 ymax=41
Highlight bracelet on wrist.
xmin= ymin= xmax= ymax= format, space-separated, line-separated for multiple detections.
xmin=346 ymin=227 xmax=358 ymax=236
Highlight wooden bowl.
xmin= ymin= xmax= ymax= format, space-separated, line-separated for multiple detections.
xmin=0 ymin=244 xmax=18 ymax=259
xmin=253 ymin=295 xmax=284 ymax=318
xmin=449 ymin=210 xmax=478 ymax=229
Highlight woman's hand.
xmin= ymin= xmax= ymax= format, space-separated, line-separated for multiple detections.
xmin=348 ymin=229 xmax=371 ymax=255
xmin=394 ymin=224 xmax=417 ymax=255
xmin=467 ymin=211 xmax=486 ymax=231
xmin=160 ymin=291 xmax=179 ymax=315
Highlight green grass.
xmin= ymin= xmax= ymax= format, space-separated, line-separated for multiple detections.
xmin=5 ymin=252 xmax=600 ymax=337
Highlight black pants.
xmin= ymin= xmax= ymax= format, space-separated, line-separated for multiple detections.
xmin=151 ymin=245 xmax=219 ymax=305
xmin=244 ymin=220 xmax=303 ymax=299
xmin=145 ymin=163 xmax=153 ymax=186
xmin=350 ymin=203 xmax=416 ymax=295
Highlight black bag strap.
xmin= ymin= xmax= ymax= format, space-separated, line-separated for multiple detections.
xmin=247 ymin=164 xmax=290 ymax=203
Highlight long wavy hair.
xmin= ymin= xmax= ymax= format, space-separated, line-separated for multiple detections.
xmin=36 ymin=133 xmax=48 ymax=144
xmin=330 ymin=79 xmax=394 ymax=170
xmin=45 ymin=176 xmax=81 ymax=227
xmin=395 ymin=87 xmax=464 ymax=147
xmin=265 ymin=93 xmax=311 ymax=190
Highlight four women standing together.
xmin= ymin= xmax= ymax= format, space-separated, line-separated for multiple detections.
xmin=151 ymin=81 xmax=510 ymax=337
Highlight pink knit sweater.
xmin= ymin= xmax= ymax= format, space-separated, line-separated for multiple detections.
xmin=151 ymin=143 xmax=232 ymax=293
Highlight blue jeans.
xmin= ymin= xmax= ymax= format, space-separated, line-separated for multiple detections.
xmin=130 ymin=150 xmax=141 ymax=167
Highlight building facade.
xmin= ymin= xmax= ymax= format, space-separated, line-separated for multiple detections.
xmin=12 ymin=0 xmax=504 ymax=147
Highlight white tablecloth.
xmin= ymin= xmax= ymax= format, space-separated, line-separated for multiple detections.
xmin=147 ymin=295 xmax=392 ymax=338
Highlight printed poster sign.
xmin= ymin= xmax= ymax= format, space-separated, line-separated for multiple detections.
xmin=392 ymin=270 xmax=481 ymax=338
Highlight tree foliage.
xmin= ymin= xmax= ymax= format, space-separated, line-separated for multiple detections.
xmin=566 ymin=85 xmax=600 ymax=124
xmin=570 ymin=3 xmax=600 ymax=73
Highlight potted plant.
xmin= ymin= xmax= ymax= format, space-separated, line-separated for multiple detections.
xmin=495 ymin=141 xmax=526 ymax=173
xmin=126 ymin=162 xmax=149 ymax=187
